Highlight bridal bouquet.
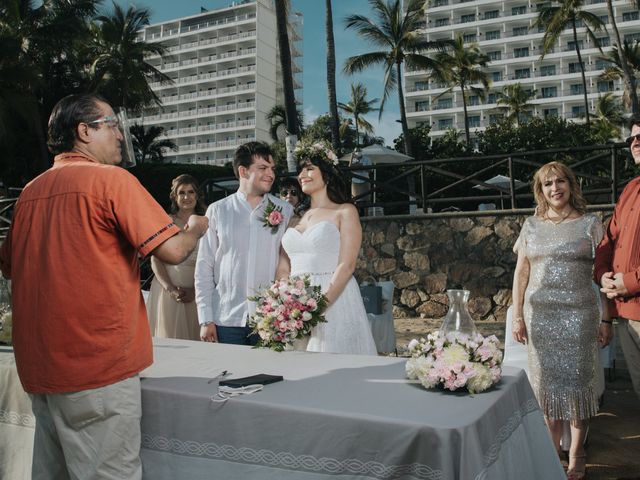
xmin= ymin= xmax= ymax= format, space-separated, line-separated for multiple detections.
xmin=405 ymin=331 xmax=503 ymax=394
xmin=248 ymin=276 xmax=328 ymax=352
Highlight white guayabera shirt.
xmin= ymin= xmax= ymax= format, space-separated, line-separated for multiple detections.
xmin=195 ymin=191 xmax=293 ymax=327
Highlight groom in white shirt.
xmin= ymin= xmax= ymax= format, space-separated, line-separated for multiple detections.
xmin=195 ymin=141 xmax=293 ymax=344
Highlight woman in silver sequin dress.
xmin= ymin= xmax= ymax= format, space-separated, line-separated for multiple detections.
xmin=511 ymin=162 xmax=612 ymax=480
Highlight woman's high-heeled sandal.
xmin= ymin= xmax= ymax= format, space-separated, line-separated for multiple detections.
xmin=567 ymin=454 xmax=587 ymax=480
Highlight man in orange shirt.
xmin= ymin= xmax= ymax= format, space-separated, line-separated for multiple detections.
xmin=595 ymin=114 xmax=640 ymax=399
xmin=0 ymin=94 xmax=208 ymax=479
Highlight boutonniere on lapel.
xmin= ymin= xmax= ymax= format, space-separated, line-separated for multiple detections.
xmin=262 ymin=199 xmax=284 ymax=234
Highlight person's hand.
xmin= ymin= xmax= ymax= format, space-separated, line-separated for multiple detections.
xmin=600 ymin=272 xmax=630 ymax=299
xmin=178 ymin=287 xmax=195 ymax=304
xmin=512 ymin=316 xmax=528 ymax=344
xmin=200 ymin=323 xmax=217 ymax=342
xmin=598 ymin=322 xmax=613 ymax=348
xmin=167 ymin=285 xmax=182 ymax=302
xmin=185 ymin=215 xmax=209 ymax=238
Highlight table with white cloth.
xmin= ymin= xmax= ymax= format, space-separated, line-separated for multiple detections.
xmin=1 ymin=339 xmax=565 ymax=480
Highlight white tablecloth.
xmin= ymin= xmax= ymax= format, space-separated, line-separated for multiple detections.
xmin=1 ymin=339 xmax=565 ymax=480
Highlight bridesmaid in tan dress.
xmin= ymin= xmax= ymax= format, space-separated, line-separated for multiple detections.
xmin=511 ymin=162 xmax=612 ymax=480
xmin=146 ymin=174 xmax=206 ymax=340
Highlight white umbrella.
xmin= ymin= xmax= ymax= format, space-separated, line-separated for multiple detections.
xmin=339 ymin=145 xmax=413 ymax=164
xmin=473 ymin=175 xmax=526 ymax=209
xmin=472 ymin=174 xmax=526 ymax=191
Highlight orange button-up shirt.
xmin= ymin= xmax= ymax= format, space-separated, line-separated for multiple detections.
xmin=0 ymin=153 xmax=180 ymax=393
xmin=594 ymin=177 xmax=640 ymax=321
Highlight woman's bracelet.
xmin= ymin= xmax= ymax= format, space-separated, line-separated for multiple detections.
xmin=601 ymin=319 xmax=613 ymax=325
xmin=513 ymin=316 xmax=525 ymax=324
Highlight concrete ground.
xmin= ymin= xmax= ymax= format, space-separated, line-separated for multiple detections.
xmin=393 ymin=318 xmax=640 ymax=479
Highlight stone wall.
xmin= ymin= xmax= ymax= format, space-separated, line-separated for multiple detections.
xmin=356 ymin=208 xmax=611 ymax=323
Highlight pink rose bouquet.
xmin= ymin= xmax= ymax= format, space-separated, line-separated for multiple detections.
xmin=248 ymin=276 xmax=328 ymax=352
xmin=405 ymin=331 xmax=502 ymax=394
xmin=262 ymin=199 xmax=284 ymax=233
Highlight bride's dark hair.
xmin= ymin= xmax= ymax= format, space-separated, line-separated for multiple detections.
xmin=296 ymin=155 xmax=351 ymax=208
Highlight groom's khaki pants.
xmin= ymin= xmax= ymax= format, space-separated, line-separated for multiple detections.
xmin=618 ymin=318 xmax=640 ymax=400
xmin=30 ymin=375 xmax=142 ymax=480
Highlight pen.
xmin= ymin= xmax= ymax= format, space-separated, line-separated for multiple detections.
xmin=208 ymin=370 xmax=229 ymax=383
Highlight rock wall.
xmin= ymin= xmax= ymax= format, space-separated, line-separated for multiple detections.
xmin=356 ymin=208 xmax=610 ymax=323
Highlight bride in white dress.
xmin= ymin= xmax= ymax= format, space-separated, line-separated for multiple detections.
xmin=277 ymin=142 xmax=377 ymax=355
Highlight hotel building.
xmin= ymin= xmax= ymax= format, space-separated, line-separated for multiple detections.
xmin=134 ymin=0 xmax=303 ymax=165
xmin=405 ymin=0 xmax=640 ymax=139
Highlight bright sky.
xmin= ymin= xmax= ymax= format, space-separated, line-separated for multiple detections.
xmin=118 ymin=0 xmax=402 ymax=145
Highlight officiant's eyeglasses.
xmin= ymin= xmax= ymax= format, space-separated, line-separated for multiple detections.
xmin=625 ymin=133 xmax=640 ymax=145
xmin=280 ymin=189 xmax=299 ymax=197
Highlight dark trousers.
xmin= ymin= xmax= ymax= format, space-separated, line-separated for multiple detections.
xmin=216 ymin=325 xmax=259 ymax=346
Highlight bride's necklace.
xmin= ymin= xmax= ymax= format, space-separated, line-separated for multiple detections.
xmin=545 ymin=207 xmax=573 ymax=225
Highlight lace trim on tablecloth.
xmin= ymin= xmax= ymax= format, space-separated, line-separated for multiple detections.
xmin=0 ymin=408 xmax=35 ymax=428
xmin=141 ymin=434 xmax=444 ymax=480
xmin=474 ymin=397 xmax=540 ymax=480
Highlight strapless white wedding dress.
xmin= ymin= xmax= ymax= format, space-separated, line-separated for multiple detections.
xmin=281 ymin=221 xmax=377 ymax=355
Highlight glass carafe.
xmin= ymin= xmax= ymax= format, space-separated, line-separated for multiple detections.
xmin=439 ymin=289 xmax=477 ymax=336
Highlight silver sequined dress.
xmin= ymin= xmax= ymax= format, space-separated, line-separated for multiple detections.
xmin=514 ymin=213 xmax=603 ymax=420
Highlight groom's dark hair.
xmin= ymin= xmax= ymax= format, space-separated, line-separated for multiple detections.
xmin=233 ymin=141 xmax=273 ymax=179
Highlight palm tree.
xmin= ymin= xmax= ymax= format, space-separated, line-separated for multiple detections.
xmin=343 ymin=0 xmax=449 ymax=157
xmin=0 ymin=0 xmax=99 ymax=179
xmin=495 ymin=83 xmax=537 ymax=126
xmin=604 ymin=0 xmax=639 ymax=114
xmin=266 ymin=104 xmax=304 ymax=142
xmin=598 ymin=40 xmax=640 ymax=111
xmin=325 ymin=0 xmax=340 ymax=151
xmin=430 ymin=36 xmax=490 ymax=145
xmin=274 ymin=0 xmax=299 ymax=172
xmin=87 ymin=3 xmax=171 ymax=112
xmin=535 ymin=0 xmax=605 ymax=125
xmin=593 ymin=93 xmax=626 ymax=141
xmin=130 ymin=124 xmax=177 ymax=164
xmin=338 ymin=82 xmax=379 ymax=147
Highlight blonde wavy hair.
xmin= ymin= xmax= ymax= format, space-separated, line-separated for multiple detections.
xmin=532 ymin=161 xmax=586 ymax=217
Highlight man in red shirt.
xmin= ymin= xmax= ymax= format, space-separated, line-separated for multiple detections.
xmin=0 ymin=94 xmax=208 ymax=479
xmin=595 ymin=114 xmax=640 ymax=399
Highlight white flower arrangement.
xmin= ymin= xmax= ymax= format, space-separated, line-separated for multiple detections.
xmin=0 ymin=311 xmax=12 ymax=345
xmin=294 ymin=140 xmax=339 ymax=166
xmin=405 ymin=331 xmax=503 ymax=394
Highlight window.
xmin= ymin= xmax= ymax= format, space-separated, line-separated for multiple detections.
xmin=572 ymin=105 xmax=585 ymax=117
xmin=599 ymin=15 xmax=608 ymax=24
xmin=414 ymin=81 xmax=429 ymax=91
xmin=515 ymin=68 xmax=531 ymax=79
xmin=469 ymin=115 xmax=481 ymax=128
xmin=484 ymin=10 xmax=499 ymax=20
xmin=463 ymin=33 xmax=477 ymax=43
xmin=437 ymin=98 xmax=453 ymax=109
xmin=461 ymin=14 xmax=476 ymax=23
xmin=540 ymin=65 xmax=556 ymax=76
xmin=489 ymin=113 xmax=504 ymax=123
xmin=543 ymin=108 xmax=558 ymax=117
xmin=623 ymin=11 xmax=639 ymax=22
xmin=570 ymin=84 xmax=584 ymax=95
xmin=415 ymin=100 xmax=429 ymax=112
xmin=434 ymin=0 xmax=448 ymax=6
xmin=567 ymin=40 xmax=584 ymax=51
xmin=487 ymin=93 xmax=497 ymax=104
xmin=514 ymin=47 xmax=529 ymax=58
xmin=492 ymin=71 xmax=503 ymax=81
xmin=541 ymin=86 xmax=557 ymax=98
xmin=435 ymin=18 xmax=450 ymax=27
xmin=438 ymin=118 xmax=454 ymax=129
xmin=469 ymin=95 xmax=480 ymax=106
xmin=513 ymin=26 xmax=528 ymax=36
xmin=512 ymin=6 xmax=527 ymax=15
xmin=625 ymin=33 xmax=640 ymax=43
xmin=595 ymin=60 xmax=608 ymax=70
xmin=487 ymin=50 xmax=501 ymax=61
xmin=568 ymin=62 xmax=584 ymax=73
xmin=598 ymin=80 xmax=614 ymax=92
xmin=596 ymin=37 xmax=610 ymax=47
xmin=486 ymin=30 xmax=501 ymax=40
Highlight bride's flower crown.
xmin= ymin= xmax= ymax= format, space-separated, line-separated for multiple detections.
xmin=293 ymin=140 xmax=339 ymax=167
